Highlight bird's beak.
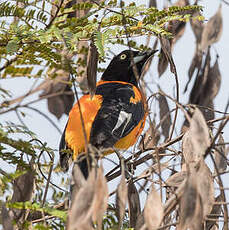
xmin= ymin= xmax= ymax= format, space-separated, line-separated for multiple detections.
xmin=133 ymin=49 xmax=158 ymax=65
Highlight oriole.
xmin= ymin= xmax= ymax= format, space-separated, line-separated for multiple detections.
xmin=59 ymin=49 xmax=156 ymax=178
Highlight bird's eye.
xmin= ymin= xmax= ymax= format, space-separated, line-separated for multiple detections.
xmin=120 ymin=54 xmax=127 ymax=60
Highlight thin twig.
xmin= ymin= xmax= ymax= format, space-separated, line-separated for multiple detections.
xmin=91 ymin=0 xmax=139 ymax=22
xmin=24 ymin=106 xmax=62 ymax=134
xmin=0 ymin=90 xmax=73 ymax=115
xmin=221 ymin=0 xmax=229 ymax=6
xmin=42 ymin=154 xmax=54 ymax=207
xmin=106 ymin=134 xmax=184 ymax=181
xmin=71 ymin=74 xmax=89 ymax=154
xmin=163 ymin=180 xmax=186 ymax=216
xmin=205 ymin=116 xmax=229 ymax=158
xmin=0 ymin=55 xmax=20 ymax=72
xmin=29 ymin=139 xmax=67 ymax=193
xmin=46 ymin=0 xmax=64 ymax=29
xmin=209 ymin=153 xmax=229 ymax=230
xmin=159 ymin=36 xmax=180 ymax=141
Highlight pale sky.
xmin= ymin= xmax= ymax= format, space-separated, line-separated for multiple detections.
xmin=0 ymin=0 xmax=228 ymax=212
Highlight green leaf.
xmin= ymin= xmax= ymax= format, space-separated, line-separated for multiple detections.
xmin=6 ymin=201 xmax=67 ymax=221
xmin=6 ymin=40 xmax=19 ymax=54
xmin=33 ymin=224 xmax=52 ymax=230
xmin=51 ymin=26 xmax=63 ymax=40
xmin=94 ymin=31 xmax=106 ymax=57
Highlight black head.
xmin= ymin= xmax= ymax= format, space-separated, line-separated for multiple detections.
xmin=101 ymin=49 xmax=157 ymax=86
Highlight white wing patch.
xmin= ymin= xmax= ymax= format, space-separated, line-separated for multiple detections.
xmin=112 ymin=110 xmax=132 ymax=137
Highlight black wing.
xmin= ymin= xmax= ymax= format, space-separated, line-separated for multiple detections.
xmin=89 ymin=82 xmax=144 ymax=149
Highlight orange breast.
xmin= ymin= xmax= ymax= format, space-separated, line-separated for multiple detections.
xmin=65 ymin=94 xmax=103 ymax=160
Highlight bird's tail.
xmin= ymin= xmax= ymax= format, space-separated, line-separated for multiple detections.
xmin=77 ymin=157 xmax=90 ymax=179
xmin=76 ymin=154 xmax=94 ymax=179
xmin=59 ymin=124 xmax=71 ymax=172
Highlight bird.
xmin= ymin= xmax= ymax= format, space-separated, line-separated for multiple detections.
xmin=59 ymin=49 xmax=157 ymax=178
